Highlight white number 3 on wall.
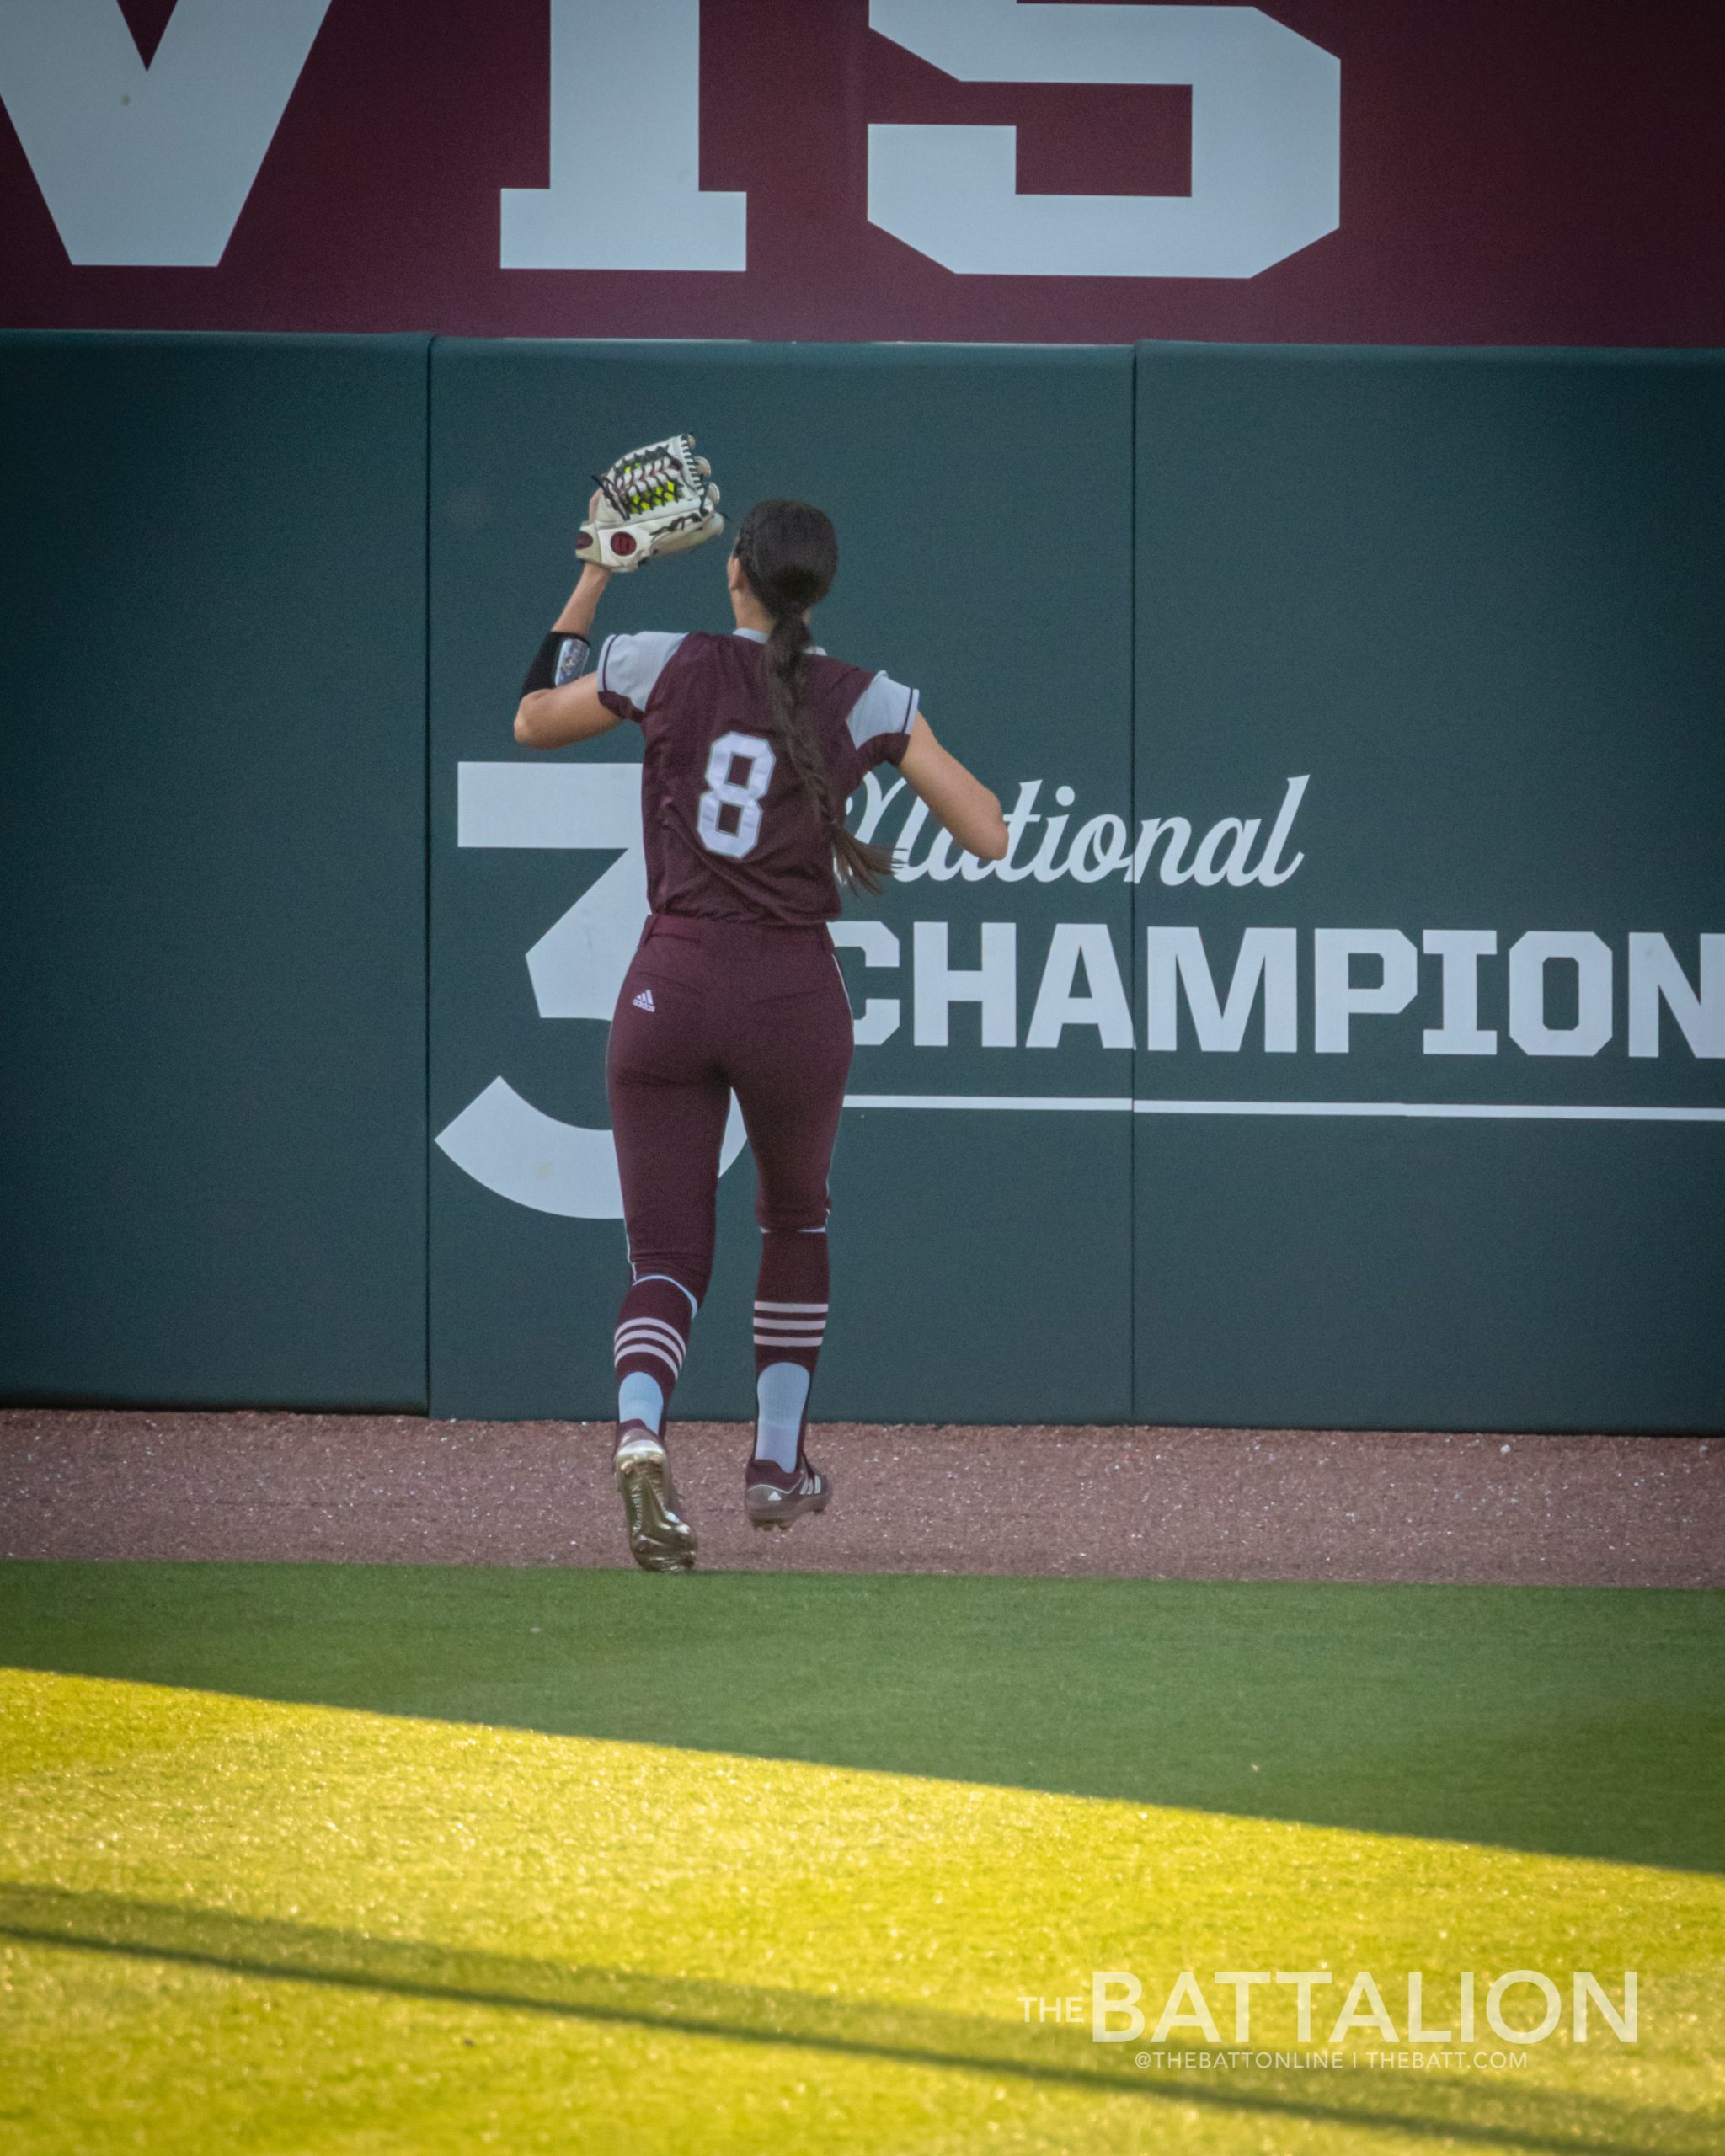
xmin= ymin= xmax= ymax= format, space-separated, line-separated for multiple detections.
xmin=435 ymin=762 xmax=747 ymax=1219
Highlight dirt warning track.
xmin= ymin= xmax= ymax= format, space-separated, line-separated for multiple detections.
xmin=2 ymin=1411 xmax=1718 ymax=1588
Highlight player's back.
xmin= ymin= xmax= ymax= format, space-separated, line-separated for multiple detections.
xmin=596 ymin=627 xmax=916 ymax=925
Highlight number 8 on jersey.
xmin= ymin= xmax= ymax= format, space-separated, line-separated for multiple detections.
xmin=697 ymin=730 xmax=777 ymax=860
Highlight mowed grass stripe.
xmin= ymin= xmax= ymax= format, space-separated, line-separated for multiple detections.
xmin=2 ymin=1672 xmax=1720 ymax=2154
xmin=1 ymin=1563 xmax=1721 ymax=1871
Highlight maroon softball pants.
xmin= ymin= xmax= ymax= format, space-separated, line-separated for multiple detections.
xmin=606 ymin=915 xmax=855 ymax=1306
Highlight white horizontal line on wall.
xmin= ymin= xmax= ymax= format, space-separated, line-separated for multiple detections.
xmin=842 ymin=1095 xmax=1725 ymax=1122
xmin=846 ymin=1094 xmax=1135 ymax=1113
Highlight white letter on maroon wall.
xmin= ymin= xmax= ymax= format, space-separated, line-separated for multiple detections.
xmin=0 ymin=0 xmax=331 ymax=265
xmin=868 ymin=0 xmax=1338 ymax=277
xmin=502 ymin=0 xmax=746 ymax=270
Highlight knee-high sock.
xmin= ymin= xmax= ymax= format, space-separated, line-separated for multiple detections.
xmin=752 ymin=1230 xmax=829 ymax=1470
xmin=614 ymin=1273 xmax=696 ymax=1435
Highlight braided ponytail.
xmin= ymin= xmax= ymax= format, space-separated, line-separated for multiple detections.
xmin=734 ymin=499 xmax=894 ymax=895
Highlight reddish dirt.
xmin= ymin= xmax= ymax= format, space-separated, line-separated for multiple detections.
xmin=2 ymin=1411 xmax=1719 ymax=1587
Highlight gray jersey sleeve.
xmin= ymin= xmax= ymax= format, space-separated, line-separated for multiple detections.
xmin=846 ymin=670 xmax=918 ymax=752
xmin=597 ymin=630 xmax=688 ymax=718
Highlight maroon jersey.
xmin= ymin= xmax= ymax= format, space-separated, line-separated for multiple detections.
xmin=596 ymin=627 xmax=916 ymax=925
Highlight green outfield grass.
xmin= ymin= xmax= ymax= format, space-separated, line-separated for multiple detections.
xmin=2 ymin=1564 xmax=1722 ymax=2153
xmin=3 ymin=1563 xmax=1720 ymax=1870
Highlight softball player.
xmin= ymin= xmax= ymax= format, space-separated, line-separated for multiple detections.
xmin=515 ymin=478 xmax=1007 ymax=1571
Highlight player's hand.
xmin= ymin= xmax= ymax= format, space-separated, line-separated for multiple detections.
xmin=576 ymin=490 xmax=613 ymax=582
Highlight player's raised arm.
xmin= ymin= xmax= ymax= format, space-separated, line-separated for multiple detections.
xmin=515 ymin=446 xmax=724 ymax=750
xmin=513 ymin=577 xmax=621 ymax=748
xmin=514 ymin=515 xmax=624 ymax=749
xmin=897 ymin=712 xmax=1009 ymax=861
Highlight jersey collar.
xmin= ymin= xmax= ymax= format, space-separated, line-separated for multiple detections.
xmin=733 ymin=627 xmax=825 ymax=654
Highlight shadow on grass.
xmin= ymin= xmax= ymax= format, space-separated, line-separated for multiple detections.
xmin=0 ymin=1881 xmax=1696 ymax=2155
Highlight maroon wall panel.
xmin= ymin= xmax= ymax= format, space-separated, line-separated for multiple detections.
xmin=0 ymin=0 xmax=1718 ymax=346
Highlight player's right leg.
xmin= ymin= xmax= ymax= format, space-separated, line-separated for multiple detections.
xmin=605 ymin=923 xmax=729 ymax=1572
xmin=726 ymin=927 xmax=854 ymax=1530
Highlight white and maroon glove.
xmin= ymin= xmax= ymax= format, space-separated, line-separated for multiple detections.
xmin=575 ymin=433 xmax=724 ymax=572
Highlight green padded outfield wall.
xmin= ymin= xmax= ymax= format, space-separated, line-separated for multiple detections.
xmin=429 ymin=341 xmax=1134 ymax=1423
xmin=5 ymin=334 xmax=1720 ymax=1427
xmin=1132 ymin=347 xmax=1725 ymax=1431
xmin=0 ymin=334 xmax=430 ymax=1410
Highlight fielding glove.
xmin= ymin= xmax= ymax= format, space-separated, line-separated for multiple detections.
xmin=575 ymin=432 xmax=724 ymax=572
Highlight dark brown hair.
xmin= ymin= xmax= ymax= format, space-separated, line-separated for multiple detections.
xmin=733 ymin=499 xmax=893 ymax=894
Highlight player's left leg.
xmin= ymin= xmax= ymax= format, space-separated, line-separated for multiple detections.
xmin=606 ymin=926 xmax=729 ymax=1570
xmin=727 ymin=934 xmax=854 ymax=1529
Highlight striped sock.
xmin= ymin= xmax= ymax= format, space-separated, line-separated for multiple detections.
xmin=752 ymin=1230 xmax=829 ymax=1471
xmin=614 ymin=1273 xmax=695 ymax=1434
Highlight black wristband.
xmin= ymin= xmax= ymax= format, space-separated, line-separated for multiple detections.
xmin=521 ymin=631 xmax=592 ymax=696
